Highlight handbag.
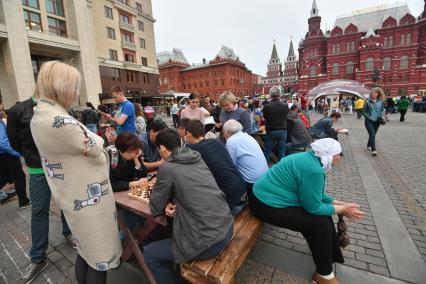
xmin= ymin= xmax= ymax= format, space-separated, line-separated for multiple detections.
xmin=337 ymin=214 xmax=350 ymax=248
xmin=378 ymin=117 xmax=386 ymax=125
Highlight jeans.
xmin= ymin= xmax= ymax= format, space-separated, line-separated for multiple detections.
xmin=399 ymin=110 xmax=407 ymax=121
xmin=264 ymin=130 xmax=287 ymax=163
xmin=29 ymin=173 xmax=71 ymax=263
xmin=86 ymin=124 xmax=97 ymax=134
xmin=0 ymin=154 xmax=28 ymax=204
xmin=364 ymin=119 xmax=380 ymax=151
xmin=144 ymin=226 xmax=233 ymax=284
xmin=172 ymin=114 xmax=179 ymax=128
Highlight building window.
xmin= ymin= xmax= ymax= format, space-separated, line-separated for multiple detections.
xmin=346 ymin=61 xmax=354 ymax=74
xmin=365 ymin=57 xmax=374 ymax=71
xmin=119 ymin=0 xmax=129 ymax=5
xmin=383 ymin=37 xmax=387 ymax=47
xmin=407 ymin=33 xmax=411 ymax=45
xmin=336 ymin=44 xmax=341 ymax=54
xmin=22 ymin=0 xmax=39 ymax=9
xmin=121 ymin=33 xmax=133 ymax=43
xmin=383 ymin=57 xmax=391 ymax=70
xmin=141 ymin=57 xmax=148 ymax=66
xmin=126 ymin=70 xmax=137 ymax=83
xmin=143 ymin=73 xmax=150 ymax=84
xmin=346 ymin=42 xmax=350 ymax=52
xmin=47 ymin=17 xmax=66 ymax=37
xmin=398 ymin=88 xmax=407 ymax=96
xmin=24 ymin=10 xmax=42 ymax=32
xmin=206 ymin=81 xmax=210 ymax=87
xmin=112 ymin=68 xmax=120 ymax=81
xmin=332 ymin=45 xmax=336 ymax=54
xmin=136 ymin=2 xmax=142 ymax=13
xmin=138 ymin=20 xmax=144 ymax=31
xmin=106 ymin=27 xmax=115 ymax=39
xmin=109 ymin=49 xmax=118 ymax=60
xmin=332 ymin=63 xmax=339 ymax=75
xmin=139 ymin=38 xmax=146 ymax=48
xmin=351 ymin=42 xmax=355 ymax=52
xmin=309 ymin=66 xmax=317 ymax=77
xmin=389 ymin=36 xmax=393 ymax=47
xmin=46 ymin=0 xmax=64 ymax=17
xmin=120 ymin=14 xmax=131 ymax=24
xmin=104 ymin=6 xmax=113 ymax=19
xmin=404 ymin=74 xmax=409 ymax=81
xmin=400 ymin=55 xmax=408 ymax=69
xmin=124 ymin=53 xmax=134 ymax=62
xmin=400 ymin=34 xmax=405 ymax=46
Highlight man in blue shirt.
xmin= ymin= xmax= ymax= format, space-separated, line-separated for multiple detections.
xmin=103 ymin=86 xmax=136 ymax=134
xmin=0 ymin=120 xmax=30 ymax=208
xmin=140 ymin=119 xmax=168 ymax=170
xmin=223 ymin=119 xmax=268 ymax=191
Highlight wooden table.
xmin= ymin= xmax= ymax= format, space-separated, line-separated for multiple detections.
xmin=114 ymin=190 xmax=166 ymax=284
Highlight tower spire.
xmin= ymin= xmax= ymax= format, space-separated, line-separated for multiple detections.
xmin=311 ymin=0 xmax=319 ymax=17
xmin=287 ymin=39 xmax=295 ymax=58
xmin=270 ymin=41 xmax=279 ymax=61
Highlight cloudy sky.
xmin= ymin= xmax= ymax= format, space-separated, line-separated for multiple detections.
xmin=153 ymin=0 xmax=423 ymax=76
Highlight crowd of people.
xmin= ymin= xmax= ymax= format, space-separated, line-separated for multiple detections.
xmin=2 ymin=60 xmax=418 ymax=284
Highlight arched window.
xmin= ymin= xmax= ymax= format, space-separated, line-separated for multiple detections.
xmin=407 ymin=33 xmax=411 ymax=45
xmin=384 ymin=37 xmax=388 ymax=47
xmin=366 ymin=57 xmax=374 ymax=71
xmin=389 ymin=36 xmax=393 ymax=47
xmin=332 ymin=63 xmax=339 ymax=75
xmin=400 ymin=55 xmax=408 ymax=69
xmin=383 ymin=57 xmax=391 ymax=70
xmin=400 ymin=34 xmax=405 ymax=46
xmin=346 ymin=61 xmax=354 ymax=74
xmin=309 ymin=66 xmax=317 ymax=77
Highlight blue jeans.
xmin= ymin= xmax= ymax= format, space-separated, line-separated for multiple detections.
xmin=29 ymin=174 xmax=71 ymax=263
xmin=364 ymin=119 xmax=380 ymax=151
xmin=264 ymin=130 xmax=287 ymax=163
xmin=144 ymin=226 xmax=233 ymax=284
xmin=86 ymin=124 xmax=97 ymax=133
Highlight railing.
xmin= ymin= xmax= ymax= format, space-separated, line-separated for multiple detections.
xmin=121 ymin=40 xmax=136 ymax=50
xmin=119 ymin=21 xmax=135 ymax=32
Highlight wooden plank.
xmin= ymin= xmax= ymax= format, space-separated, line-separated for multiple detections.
xmin=186 ymin=209 xmax=251 ymax=275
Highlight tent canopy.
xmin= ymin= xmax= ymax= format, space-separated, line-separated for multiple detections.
xmin=308 ymin=80 xmax=370 ymax=100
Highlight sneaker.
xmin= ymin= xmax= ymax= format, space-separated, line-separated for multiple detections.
xmin=367 ymin=146 xmax=371 ymax=151
xmin=16 ymin=260 xmax=48 ymax=284
xmin=372 ymin=151 xmax=377 ymax=156
xmin=19 ymin=198 xmax=31 ymax=210
xmin=65 ymin=234 xmax=78 ymax=250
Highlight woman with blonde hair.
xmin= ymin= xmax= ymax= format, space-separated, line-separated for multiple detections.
xmin=363 ymin=87 xmax=385 ymax=156
xmin=218 ymin=91 xmax=251 ymax=134
xmin=30 ymin=61 xmax=122 ymax=284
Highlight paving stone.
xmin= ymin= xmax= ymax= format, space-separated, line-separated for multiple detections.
xmin=368 ymin=264 xmax=390 ymax=277
xmin=366 ymin=248 xmax=385 ymax=258
xmin=342 ymin=257 xmax=368 ymax=270
xmin=356 ymin=253 xmax=387 ymax=267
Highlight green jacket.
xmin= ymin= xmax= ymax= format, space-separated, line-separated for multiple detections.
xmin=253 ymin=151 xmax=335 ymax=216
xmin=398 ymin=99 xmax=410 ymax=111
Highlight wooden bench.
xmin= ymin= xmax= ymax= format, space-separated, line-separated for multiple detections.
xmin=181 ymin=208 xmax=264 ymax=284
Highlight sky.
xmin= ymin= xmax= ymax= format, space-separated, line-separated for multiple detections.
xmin=152 ymin=0 xmax=423 ymax=76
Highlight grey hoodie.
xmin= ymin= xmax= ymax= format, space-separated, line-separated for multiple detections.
xmin=150 ymin=147 xmax=233 ymax=263
xmin=287 ymin=112 xmax=312 ymax=146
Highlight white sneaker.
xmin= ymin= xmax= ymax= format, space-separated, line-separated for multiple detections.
xmin=372 ymin=151 xmax=377 ymax=156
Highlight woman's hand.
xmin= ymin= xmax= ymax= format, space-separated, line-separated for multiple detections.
xmin=130 ymin=178 xmax=147 ymax=188
xmin=340 ymin=203 xmax=364 ymax=221
xmin=165 ymin=202 xmax=176 ymax=218
xmin=133 ymin=149 xmax=142 ymax=169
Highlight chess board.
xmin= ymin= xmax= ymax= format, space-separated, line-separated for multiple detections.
xmin=128 ymin=182 xmax=155 ymax=203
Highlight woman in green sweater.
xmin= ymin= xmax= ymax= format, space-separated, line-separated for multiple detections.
xmin=397 ymin=95 xmax=410 ymax=122
xmin=250 ymin=138 xmax=364 ymax=284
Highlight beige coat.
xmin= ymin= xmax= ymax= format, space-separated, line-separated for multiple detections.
xmin=31 ymin=99 xmax=122 ymax=271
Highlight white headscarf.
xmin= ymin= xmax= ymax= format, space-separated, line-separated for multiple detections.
xmin=311 ymin=138 xmax=342 ymax=173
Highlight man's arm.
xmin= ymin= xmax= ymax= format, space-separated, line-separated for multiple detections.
xmin=0 ymin=123 xmax=20 ymax=157
xmin=149 ymin=166 xmax=173 ymax=216
xmin=6 ymin=107 xmax=23 ymax=154
xmin=143 ymin=160 xmax=164 ymax=171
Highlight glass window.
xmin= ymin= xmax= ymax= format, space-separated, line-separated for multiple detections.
xmin=366 ymin=57 xmax=374 ymax=71
xmin=351 ymin=41 xmax=355 ymax=52
xmin=332 ymin=63 xmax=339 ymax=75
xmin=109 ymin=49 xmax=118 ymax=60
xmin=112 ymin=68 xmax=120 ymax=81
xmin=106 ymin=27 xmax=115 ymax=39
xmin=332 ymin=45 xmax=335 ymax=54
xmin=138 ymin=21 xmax=144 ymax=31
xmin=124 ymin=53 xmax=134 ymax=62
xmin=400 ymin=55 xmax=408 ymax=69
xmin=383 ymin=37 xmax=387 ymax=47
xmin=127 ymin=70 xmax=136 ymax=83
xmin=46 ymin=0 xmax=64 ymax=17
xmin=346 ymin=42 xmax=350 ymax=52
xmin=143 ymin=73 xmax=150 ymax=84
xmin=136 ymin=3 xmax=142 ymax=13
xmin=120 ymin=14 xmax=130 ymax=24
xmin=336 ymin=44 xmax=341 ymax=53
xmin=383 ymin=57 xmax=391 ymax=70
xmin=22 ymin=0 xmax=39 ymax=9
xmin=407 ymin=33 xmax=411 ymax=45
xmin=346 ymin=61 xmax=353 ymax=74
xmin=47 ymin=17 xmax=66 ymax=37
xmin=24 ymin=10 xmax=42 ymax=32
xmin=141 ymin=57 xmax=148 ymax=66
xmin=139 ymin=38 xmax=146 ymax=48
xmin=389 ymin=36 xmax=393 ymax=47
xmin=309 ymin=66 xmax=317 ymax=77
xmin=121 ymin=33 xmax=133 ymax=43
xmin=104 ymin=6 xmax=113 ymax=19
xmin=400 ymin=34 xmax=405 ymax=46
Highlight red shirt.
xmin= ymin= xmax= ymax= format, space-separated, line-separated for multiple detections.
xmin=301 ymin=96 xmax=308 ymax=109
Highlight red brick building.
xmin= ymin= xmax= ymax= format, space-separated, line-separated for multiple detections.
xmin=298 ymin=0 xmax=426 ymax=97
xmin=158 ymin=46 xmax=254 ymax=100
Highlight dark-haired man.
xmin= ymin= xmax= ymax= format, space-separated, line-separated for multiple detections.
xmin=177 ymin=118 xmax=191 ymax=147
xmin=103 ymin=86 xmax=136 ymax=134
xmin=185 ymin=120 xmax=247 ymax=215
xmin=140 ymin=119 xmax=168 ymax=170
xmin=144 ymin=128 xmax=233 ymax=284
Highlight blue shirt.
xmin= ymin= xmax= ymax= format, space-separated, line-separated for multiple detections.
xmin=117 ymin=100 xmax=136 ymax=134
xmin=0 ymin=121 xmax=20 ymax=157
xmin=140 ymin=133 xmax=161 ymax=163
xmin=225 ymin=132 xmax=268 ymax=184
xmin=363 ymin=99 xmax=384 ymax=122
